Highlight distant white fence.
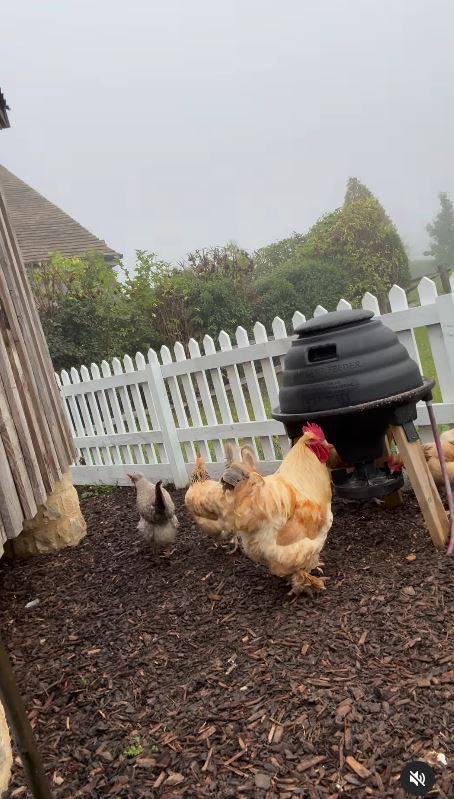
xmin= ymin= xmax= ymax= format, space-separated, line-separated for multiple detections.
xmin=58 ymin=277 xmax=454 ymax=488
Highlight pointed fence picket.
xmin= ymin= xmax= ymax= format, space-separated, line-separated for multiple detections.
xmin=160 ymin=345 xmax=197 ymax=463
xmin=187 ymin=338 xmax=225 ymax=462
xmin=58 ymin=277 xmax=454 ymax=487
xmin=218 ymin=330 xmax=257 ymax=457
xmin=90 ymin=362 xmax=122 ymax=465
xmin=100 ymin=359 xmax=134 ymax=466
xmin=174 ymin=342 xmax=210 ymax=461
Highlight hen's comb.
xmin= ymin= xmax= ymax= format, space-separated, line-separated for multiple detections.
xmin=303 ymin=422 xmax=325 ymax=441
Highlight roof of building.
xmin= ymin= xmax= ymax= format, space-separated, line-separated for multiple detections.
xmin=0 ymin=165 xmax=122 ymax=264
xmin=0 ymin=89 xmax=10 ymax=129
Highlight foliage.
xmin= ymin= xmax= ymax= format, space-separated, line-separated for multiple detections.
xmin=29 ymin=252 xmax=127 ymax=371
xmin=123 ymin=248 xmax=255 ymax=353
xmin=78 ymin=485 xmax=117 ymax=501
xmin=425 ymin=192 xmax=454 ymax=265
xmin=121 ymin=250 xmax=185 ymax=354
xmin=344 ymin=176 xmax=374 ymax=205
xmin=298 ymin=178 xmax=410 ymax=303
xmin=255 ymin=258 xmax=347 ymax=329
xmin=253 ymin=233 xmax=305 ymax=277
xmin=123 ymin=738 xmax=144 ymax=759
xmin=184 ymin=242 xmax=254 ymax=279
xmin=30 ymin=180 xmax=414 ymax=372
xmin=425 ymin=192 xmax=454 ymax=292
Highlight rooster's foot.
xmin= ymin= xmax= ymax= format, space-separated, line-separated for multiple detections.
xmin=289 ymin=570 xmax=327 ymax=595
xmin=160 ymin=547 xmax=177 ymax=558
xmin=226 ymin=537 xmax=240 ymax=555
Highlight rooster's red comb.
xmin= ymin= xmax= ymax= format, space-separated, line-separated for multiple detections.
xmin=302 ymin=422 xmax=325 ymax=441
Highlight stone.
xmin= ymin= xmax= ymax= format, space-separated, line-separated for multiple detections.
xmin=254 ymin=772 xmax=271 ymax=790
xmin=0 ymin=702 xmax=12 ymax=796
xmin=11 ymin=473 xmax=86 ymax=558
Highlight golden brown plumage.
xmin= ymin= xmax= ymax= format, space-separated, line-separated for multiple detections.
xmin=392 ymin=428 xmax=454 ymax=487
xmin=221 ymin=425 xmax=333 ymax=594
xmin=184 ymin=444 xmax=257 ymax=543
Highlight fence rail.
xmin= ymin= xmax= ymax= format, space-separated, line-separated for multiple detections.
xmin=58 ymin=276 xmax=454 ymax=488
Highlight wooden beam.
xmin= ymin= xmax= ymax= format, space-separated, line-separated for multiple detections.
xmin=382 ymin=429 xmax=404 ymax=508
xmin=0 ymin=329 xmax=47 ymax=507
xmin=0 ymin=375 xmax=37 ymax=519
xmin=390 ymin=425 xmax=449 ymax=549
xmin=0 ymin=194 xmax=75 ymax=463
xmin=0 ymin=259 xmax=57 ymax=493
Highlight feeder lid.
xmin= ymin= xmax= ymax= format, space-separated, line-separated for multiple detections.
xmin=295 ymin=309 xmax=374 ymax=335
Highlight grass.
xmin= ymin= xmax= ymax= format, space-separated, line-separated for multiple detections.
xmin=79 ymin=484 xmax=118 ymax=500
xmin=414 ymin=327 xmax=442 ymax=403
xmin=123 ymin=738 xmax=144 ymax=759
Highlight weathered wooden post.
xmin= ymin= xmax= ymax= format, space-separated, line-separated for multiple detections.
xmin=0 ymin=637 xmax=53 ymax=799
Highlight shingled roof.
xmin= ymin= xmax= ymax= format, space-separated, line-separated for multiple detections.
xmin=0 ymin=165 xmax=122 ymax=265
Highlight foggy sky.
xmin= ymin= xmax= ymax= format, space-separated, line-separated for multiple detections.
xmin=2 ymin=0 xmax=454 ymax=268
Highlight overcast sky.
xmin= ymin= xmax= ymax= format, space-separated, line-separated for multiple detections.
xmin=2 ymin=0 xmax=453 ymax=268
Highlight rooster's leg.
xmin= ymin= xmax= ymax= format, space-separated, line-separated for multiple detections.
xmin=289 ymin=569 xmax=326 ymax=595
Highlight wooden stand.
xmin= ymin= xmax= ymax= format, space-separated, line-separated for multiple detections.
xmin=382 ymin=430 xmax=404 ymax=509
xmin=390 ymin=425 xmax=449 ymax=549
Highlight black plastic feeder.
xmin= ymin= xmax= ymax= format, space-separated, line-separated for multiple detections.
xmin=272 ymin=310 xmax=434 ymax=500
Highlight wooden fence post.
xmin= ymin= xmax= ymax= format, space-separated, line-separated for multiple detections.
xmin=145 ymin=364 xmax=188 ymax=488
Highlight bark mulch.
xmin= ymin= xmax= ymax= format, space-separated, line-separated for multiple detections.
xmin=0 ymin=487 xmax=453 ymax=799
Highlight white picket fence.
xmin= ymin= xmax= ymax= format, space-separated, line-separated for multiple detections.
xmin=57 ymin=276 xmax=454 ymax=488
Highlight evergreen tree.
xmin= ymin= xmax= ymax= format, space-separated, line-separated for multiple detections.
xmin=299 ymin=177 xmax=410 ymax=306
xmin=425 ymin=192 xmax=454 ymax=292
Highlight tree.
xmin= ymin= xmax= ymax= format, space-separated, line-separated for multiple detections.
xmin=425 ymin=192 xmax=454 ymax=293
xmin=123 ymin=249 xmax=256 ymax=353
xmin=29 ymin=251 xmax=128 ymax=371
xmin=344 ymin=177 xmax=374 ymax=205
xmin=122 ymin=250 xmax=183 ymax=354
xmin=299 ymin=178 xmax=410 ymax=305
xmin=253 ymin=233 xmax=305 ymax=277
xmin=183 ymin=242 xmax=254 ymax=280
xmin=254 ymin=258 xmax=348 ymax=330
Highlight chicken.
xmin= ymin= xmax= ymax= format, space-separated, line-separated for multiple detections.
xmin=184 ymin=443 xmax=258 ymax=548
xmin=391 ymin=427 xmax=454 ymax=487
xmin=128 ymin=473 xmax=179 ymax=552
xmin=422 ymin=427 xmax=454 ymax=486
xmin=220 ymin=423 xmax=333 ymax=594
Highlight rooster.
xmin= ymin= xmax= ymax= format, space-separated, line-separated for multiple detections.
xmin=220 ymin=423 xmax=333 ymax=594
xmin=184 ymin=443 xmax=257 ymax=548
xmin=128 ymin=473 xmax=179 ymax=553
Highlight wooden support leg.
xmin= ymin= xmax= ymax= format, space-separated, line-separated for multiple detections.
xmin=390 ymin=425 xmax=449 ymax=549
xmin=382 ymin=429 xmax=404 ymax=508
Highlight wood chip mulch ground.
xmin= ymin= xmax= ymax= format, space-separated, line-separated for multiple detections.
xmin=0 ymin=486 xmax=453 ymax=799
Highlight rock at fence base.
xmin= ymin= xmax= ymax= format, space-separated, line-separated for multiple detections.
xmin=11 ymin=473 xmax=87 ymax=558
xmin=0 ymin=702 xmax=12 ymax=796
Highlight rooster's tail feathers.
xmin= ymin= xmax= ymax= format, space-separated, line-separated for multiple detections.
xmin=155 ymin=480 xmax=165 ymax=512
xmin=241 ymin=445 xmax=256 ymax=469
